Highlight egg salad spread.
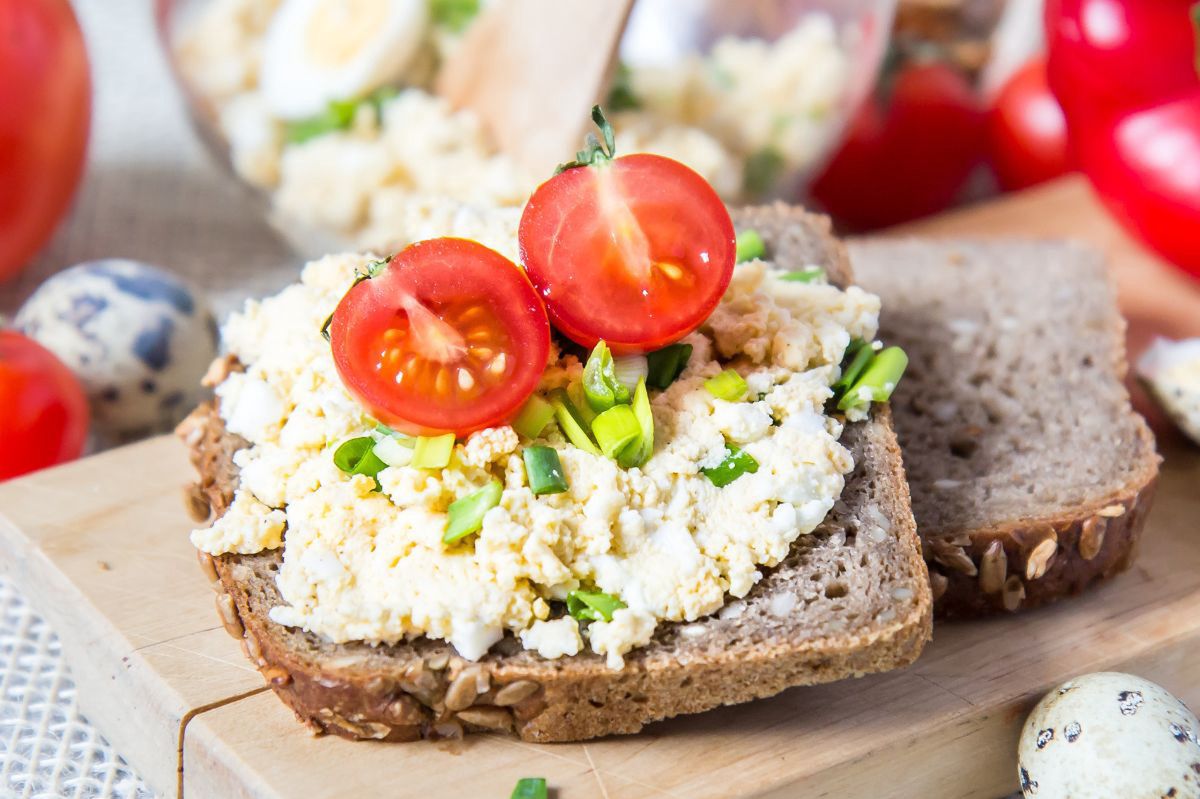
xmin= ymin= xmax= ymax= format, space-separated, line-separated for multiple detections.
xmin=192 ymin=250 xmax=882 ymax=668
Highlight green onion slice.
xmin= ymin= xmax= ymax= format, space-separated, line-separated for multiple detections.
xmin=512 ymin=395 xmax=556 ymax=440
xmin=443 ymin=479 xmax=503 ymax=544
xmin=612 ymin=354 xmax=648 ymax=395
xmin=372 ymin=436 xmax=413 ymax=468
xmin=702 ymin=445 xmax=760 ymax=488
xmin=591 ymin=404 xmax=641 ymax=459
xmin=373 ymin=423 xmax=415 ymax=446
xmin=549 ymin=389 xmax=602 ymax=455
xmin=566 ymin=590 xmax=626 ymax=623
xmin=705 ymin=368 xmax=748 ymax=401
xmin=779 ymin=266 xmax=826 ymax=283
xmin=510 ymin=777 xmax=548 ymax=799
xmin=566 ymin=379 xmax=597 ymax=426
xmin=830 ymin=338 xmax=874 ymax=401
xmin=582 ymin=340 xmax=630 ymax=412
xmin=646 ymin=343 xmax=692 ymax=389
xmin=838 ymin=346 xmax=909 ymax=412
xmin=617 ymin=377 xmax=654 ymax=468
xmin=332 ymin=436 xmax=388 ymax=490
xmin=411 ymin=433 xmax=456 ymax=469
xmin=523 ymin=446 xmax=568 ymax=495
xmin=735 ymin=229 xmax=766 ymax=263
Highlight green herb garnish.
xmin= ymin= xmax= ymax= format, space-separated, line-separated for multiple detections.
xmin=591 ymin=404 xmax=641 ymax=459
xmin=512 ymin=395 xmax=556 ymax=440
xmin=549 ymin=388 xmax=601 ymax=455
xmin=779 ymin=266 xmax=825 ymax=283
xmin=523 ymin=446 xmax=568 ymax=495
xmin=645 ymin=343 xmax=692 ymax=389
xmin=837 ymin=346 xmax=908 ymax=412
xmin=285 ymin=87 xmax=398 ymax=145
xmin=618 ymin=377 xmax=654 ymax=468
xmin=430 ymin=0 xmax=480 ymax=32
xmin=735 ymin=229 xmax=766 ymax=263
xmin=583 ymin=340 xmax=630 ymax=412
xmin=830 ymin=338 xmax=873 ymax=402
xmin=411 ymin=433 xmax=456 ymax=469
xmin=704 ymin=368 xmax=748 ymax=402
xmin=702 ymin=445 xmax=759 ymax=487
xmin=510 ymin=777 xmax=548 ymax=799
xmin=333 ymin=436 xmax=388 ymax=490
xmin=566 ymin=590 xmax=626 ymax=623
xmin=742 ymin=146 xmax=784 ymax=197
xmin=443 ymin=479 xmax=503 ymax=544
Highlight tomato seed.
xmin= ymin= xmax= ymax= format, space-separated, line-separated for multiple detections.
xmin=458 ymin=368 xmax=475 ymax=390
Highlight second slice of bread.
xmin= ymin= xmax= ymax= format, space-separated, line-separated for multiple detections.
xmin=181 ymin=206 xmax=932 ymax=744
xmin=850 ymin=239 xmax=1160 ymax=618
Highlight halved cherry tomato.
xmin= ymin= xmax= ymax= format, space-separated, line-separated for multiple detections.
xmin=989 ymin=57 xmax=1070 ymax=192
xmin=329 ymin=238 xmax=550 ymax=436
xmin=0 ymin=330 xmax=89 ymax=480
xmin=519 ymin=150 xmax=735 ymax=354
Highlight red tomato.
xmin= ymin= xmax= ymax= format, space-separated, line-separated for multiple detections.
xmin=811 ymin=62 xmax=985 ymax=231
xmin=519 ymin=153 xmax=735 ymax=354
xmin=0 ymin=330 xmax=89 ymax=480
xmin=329 ymin=239 xmax=550 ymax=436
xmin=0 ymin=0 xmax=91 ymax=282
xmin=989 ymin=58 xmax=1070 ymax=191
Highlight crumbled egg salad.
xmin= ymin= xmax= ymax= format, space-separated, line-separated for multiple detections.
xmin=1138 ymin=337 xmax=1200 ymax=445
xmin=176 ymin=0 xmax=849 ymax=251
xmin=191 ymin=229 xmax=893 ymax=669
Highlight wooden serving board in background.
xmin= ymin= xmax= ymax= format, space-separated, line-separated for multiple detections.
xmin=3 ymin=178 xmax=1200 ymax=799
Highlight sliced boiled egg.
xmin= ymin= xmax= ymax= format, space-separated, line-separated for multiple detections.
xmin=260 ymin=0 xmax=428 ymax=120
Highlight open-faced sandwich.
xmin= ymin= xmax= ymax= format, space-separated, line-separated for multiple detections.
xmin=180 ymin=110 xmax=931 ymax=742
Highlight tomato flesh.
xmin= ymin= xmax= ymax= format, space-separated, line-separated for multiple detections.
xmin=0 ymin=330 xmax=89 ymax=480
xmin=519 ymin=154 xmax=735 ymax=354
xmin=329 ymin=238 xmax=550 ymax=435
xmin=989 ymin=58 xmax=1070 ymax=192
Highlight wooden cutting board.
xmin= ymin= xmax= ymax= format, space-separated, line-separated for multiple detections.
xmin=3 ymin=177 xmax=1200 ymax=799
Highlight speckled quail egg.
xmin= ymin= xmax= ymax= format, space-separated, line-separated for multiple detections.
xmin=1018 ymin=672 xmax=1200 ymax=798
xmin=1138 ymin=337 xmax=1200 ymax=446
xmin=15 ymin=259 xmax=217 ymax=442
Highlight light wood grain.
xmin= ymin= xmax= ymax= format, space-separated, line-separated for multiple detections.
xmin=3 ymin=179 xmax=1200 ymax=798
xmin=436 ymin=0 xmax=634 ymax=177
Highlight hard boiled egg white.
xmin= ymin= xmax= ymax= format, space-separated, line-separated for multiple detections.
xmin=260 ymin=0 xmax=428 ymax=120
xmin=1018 ymin=672 xmax=1200 ymax=798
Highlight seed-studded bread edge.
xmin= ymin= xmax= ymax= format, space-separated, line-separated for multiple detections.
xmin=177 ymin=205 xmax=932 ymax=743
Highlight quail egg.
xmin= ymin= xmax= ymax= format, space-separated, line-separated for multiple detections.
xmin=1019 ymin=672 xmax=1200 ymax=798
xmin=15 ymin=259 xmax=217 ymax=442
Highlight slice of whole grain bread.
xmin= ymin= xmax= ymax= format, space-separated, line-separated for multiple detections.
xmin=849 ymin=239 xmax=1160 ymax=618
xmin=177 ymin=205 xmax=932 ymax=743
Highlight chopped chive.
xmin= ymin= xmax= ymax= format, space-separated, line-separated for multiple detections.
xmin=523 ymin=446 xmax=568 ymax=495
xmin=332 ymin=436 xmax=388 ymax=490
xmin=646 ymin=343 xmax=692 ymax=389
xmin=831 ymin=338 xmax=874 ymax=401
xmin=511 ymin=777 xmax=548 ymax=799
xmin=702 ymin=445 xmax=759 ymax=487
xmin=443 ymin=480 xmax=503 ymax=544
xmin=705 ymin=368 xmax=748 ymax=401
xmin=583 ymin=340 xmax=630 ymax=412
xmin=372 ymin=435 xmax=413 ymax=467
xmin=735 ymin=229 xmax=766 ymax=263
xmin=512 ymin=395 xmax=556 ymax=440
xmin=591 ymin=404 xmax=641 ymax=459
xmin=779 ymin=266 xmax=825 ymax=283
xmin=549 ymin=389 xmax=601 ymax=455
xmin=618 ymin=377 xmax=654 ymax=468
xmin=838 ymin=346 xmax=909 ymax=412
xmin=566 ymin=590 xmax=626 ymax=623
xmin=411 ymin=433 xmax=455 ymax=469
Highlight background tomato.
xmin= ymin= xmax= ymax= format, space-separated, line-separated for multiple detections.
xmin=330 ymin=239 xmax=550 ymax=436
xmin=0 ymin=0 xmax=91 ymax=282
xmin=989 ymin=57 xmax=1070 ymax=192
xmin=811 ymin=62 xmax=985 ymax=231
xmin=520 ymin=153 xmax=735 ymax=353
xmin=0 ymin=330 xmax=90 ymax=480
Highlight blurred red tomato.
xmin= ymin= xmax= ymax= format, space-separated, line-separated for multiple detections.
xmin=0 ymin=0 xmax=91 ymax=282
xmin=989 ymin=58 xmax=1070 ymax=191
xmin=0 ymin=331 xmax=90 ymax=480
xmin=811 ymin=62 xmax=985 ymax=230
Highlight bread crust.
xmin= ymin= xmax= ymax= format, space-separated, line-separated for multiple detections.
xmin=178 ymin=205 xmax=932 ymax=743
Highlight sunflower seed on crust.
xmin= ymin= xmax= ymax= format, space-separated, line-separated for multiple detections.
xmin=244 ymin=632 xmax=265 ymax=666
xmin=493 ymin=680 xmax=541 ymax=707
xmin=431 ymin=719 xmax=464 ymax=739
xmin=261 ymin=666 xmax=291 ymax=686
xmin=424 ymin=651 xmax=450 ymax=671
xmin=382 ymin=695 xmax=425 ymax=726
xmin=1025 ymin=538 xmax=1058 ymax=580
xmin=1079 ymin=516 xmax=1108 ymax=561
xmin=197 ymin=549 xmax=219 ymax=584
xmin=1098 ymin=504 xmax=1126 ymax=518
xmin=456 ymin=706 xmax=514 ymax=732
xmin=445 ymin=666 xmax=483 ymax=711
xmin=1002 ymin=575 xmax=1025 ymax=611
xmin=979 ymin=540 xmax=1007 ymax=594
xmin=932 ymin=543 xmax=977 ymax=576
xmin=929 ymin=571 xmax=949 ymax=602
xmin=215 ymin=594 xmax=244 ymax=639
xmin=184 ymin=484 xmax=211 ymax=523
